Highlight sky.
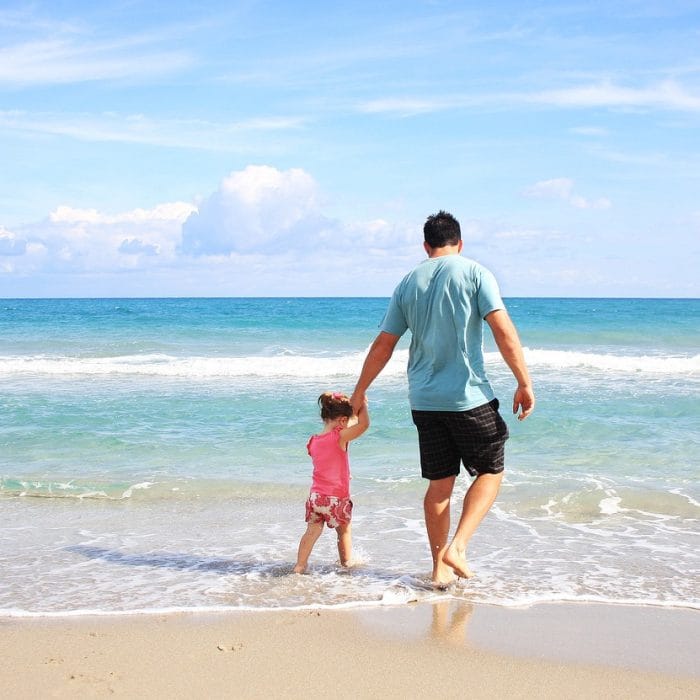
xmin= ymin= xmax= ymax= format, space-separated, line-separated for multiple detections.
xmin=1 ymin=0 xmax=699 ymax=298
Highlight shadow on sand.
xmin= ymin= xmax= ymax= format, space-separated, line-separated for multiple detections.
xmin=65 ymin=544 xmax=292 ymax=577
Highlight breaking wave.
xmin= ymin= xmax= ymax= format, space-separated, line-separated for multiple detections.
xmin=0 ymin=349 xmax=697 ymax=379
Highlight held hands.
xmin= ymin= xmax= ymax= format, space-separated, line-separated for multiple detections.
xmin=343 ymin=393 xmax=370 ymax=442
xmin=513 ymin=385 xmax=535 ymax=421
xmin=350 ymin=392 xmax=367 ymax=416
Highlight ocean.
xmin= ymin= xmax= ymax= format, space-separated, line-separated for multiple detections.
xmin=1 ymin=297 xmax=698 ymax=616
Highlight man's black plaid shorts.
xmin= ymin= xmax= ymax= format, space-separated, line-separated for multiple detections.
xmin=411 ymin=398 xmax=509 ymax=480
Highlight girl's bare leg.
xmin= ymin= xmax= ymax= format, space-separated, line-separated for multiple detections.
xmin=335 ymin=522 xmax=352 ymax=567
xmin=293 ymin=522 xmax=324 ymax=573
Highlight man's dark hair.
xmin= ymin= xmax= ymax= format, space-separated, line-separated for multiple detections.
xmin=423 ymin=210 xmax=461 ymax=248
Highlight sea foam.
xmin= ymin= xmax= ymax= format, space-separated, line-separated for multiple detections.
xmin=0 ymin=348 xmax=697 ymax=379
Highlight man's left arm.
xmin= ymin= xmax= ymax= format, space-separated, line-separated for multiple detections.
xmin=485 ymin=309 xmax=535 ymax=421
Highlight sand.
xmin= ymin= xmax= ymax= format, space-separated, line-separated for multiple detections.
xmin=1 ymin=602 xmax=697 ymax=699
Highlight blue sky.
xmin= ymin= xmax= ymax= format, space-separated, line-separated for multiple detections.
xmin=1 ymin=1 xmax=698 ymax=297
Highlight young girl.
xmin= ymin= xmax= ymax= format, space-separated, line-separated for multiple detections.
xmin=293 ymin=391 xmax=369 ymax=574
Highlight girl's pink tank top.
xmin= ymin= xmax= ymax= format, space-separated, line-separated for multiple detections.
xmin=307 ymin=425 xmax=350 ymax=498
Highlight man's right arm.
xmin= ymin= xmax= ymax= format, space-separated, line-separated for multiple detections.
xmin=350 ymin=331 xmax=401 ymax=414
xmin=485 ymin=309 xmax=535 ymax=421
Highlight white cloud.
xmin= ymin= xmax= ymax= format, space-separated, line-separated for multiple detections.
xmin=1 ymin=166 xmax=421 ymax=295
xmin=533 ymin=80 xmax=700 ymax=113
xmin=358 ymin=80 xmax=700 ymax=116
xmin=0 ymin=31 xmax=192 ymax=85
xmin=118 ymin=239 xmax=159 ymax=256
xmin=181 ymin=166 xmax=328 ymax=255
xmin=50 ymin=202 xmax=195 ymax=225
xmin=7 ymin=202 xmax=194 ymax=276
xmin=0 ymin=227 xmax=27 ymax=255
xmin=5 ymin=161 xmax=694 ymax=298
xmin=180 ymin=166 xmax=423 ymax=265
xmin=0 ymin=110 xmax=305 ymax=151
xmin=358 ymin=97 xmax=453 ymax=116
xmin=0 ymin=160 xmax=694 ymax=297
xmin=522 ymin=178 xmax=612 ymax=210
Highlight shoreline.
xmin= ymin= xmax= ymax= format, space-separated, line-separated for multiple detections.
xmin=2 ymin=601 xmax=697 ymax=699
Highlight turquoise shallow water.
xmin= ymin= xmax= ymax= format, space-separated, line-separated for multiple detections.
xmin=0 ymin=297 xmax=698 ymax=614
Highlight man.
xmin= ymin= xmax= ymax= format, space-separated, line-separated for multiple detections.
xmin=350 ymin=211 xmax=534 ymax=586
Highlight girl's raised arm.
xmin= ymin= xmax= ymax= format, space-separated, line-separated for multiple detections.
xmin=339 ymin=400 xmax=369 ymax=449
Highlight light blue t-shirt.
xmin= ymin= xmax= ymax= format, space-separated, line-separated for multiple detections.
xmin=380 ymin=255 xmax=505 ymax=411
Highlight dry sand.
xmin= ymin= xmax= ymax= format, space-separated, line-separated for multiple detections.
xmin=1 ymin=602 xmax=697 ymax=699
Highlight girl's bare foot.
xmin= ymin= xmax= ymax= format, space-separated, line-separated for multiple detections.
xmin=442 ymin=546 xmax=475 ymax=579
xmin=292 ymin=564 xmax=306 ymax=574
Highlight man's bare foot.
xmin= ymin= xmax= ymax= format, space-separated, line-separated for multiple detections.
xmin=431 ymin=578 xmax=454 ymax=591
xmin=292 ymin=564 xmax=306 ymax=574
xmin=442 ymin=546 xmax=475 ymax=579
xmin=431 ymin=562 xmax=457 ymax=589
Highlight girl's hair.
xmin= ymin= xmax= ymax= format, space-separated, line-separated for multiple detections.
xmin=318 ymin=391 xmax=353 ymax=421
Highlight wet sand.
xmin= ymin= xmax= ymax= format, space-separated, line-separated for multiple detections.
xmin=1 ymin=602 xmax=697 ymax=698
